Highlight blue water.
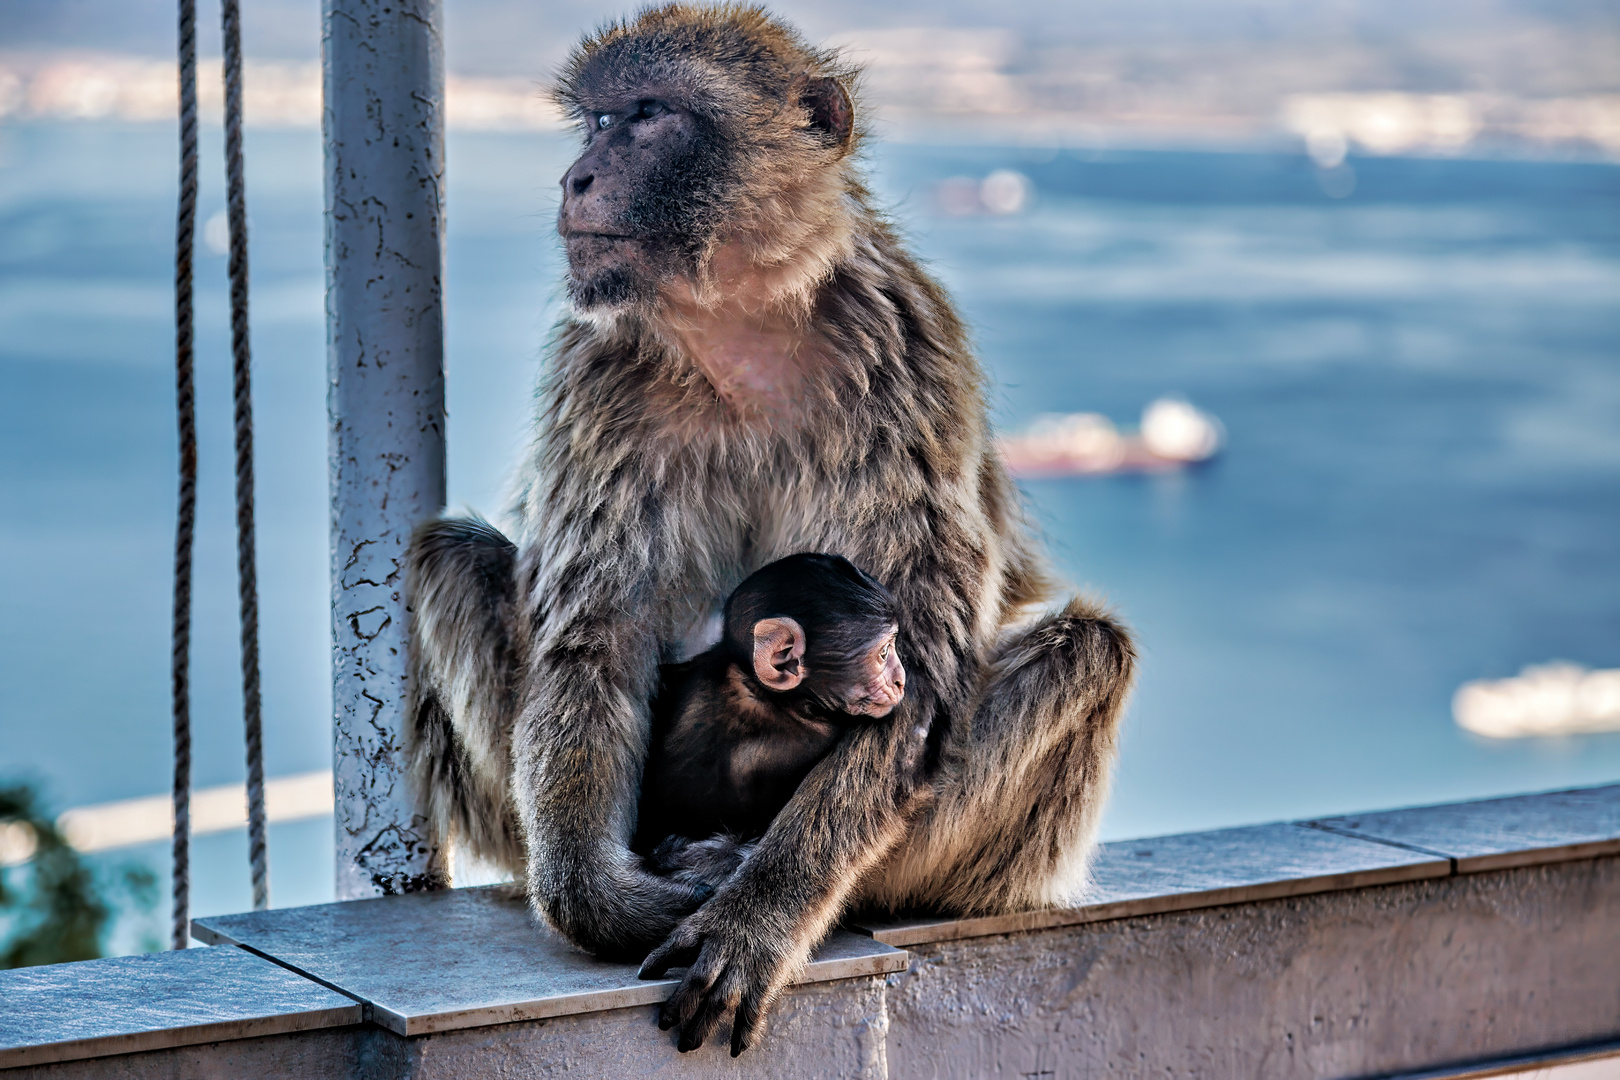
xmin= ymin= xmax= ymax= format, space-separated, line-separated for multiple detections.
xmin=1 ymin=123 xmax=1617 ymax=948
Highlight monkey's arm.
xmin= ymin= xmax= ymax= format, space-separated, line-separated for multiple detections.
xmin=512 ymin=469 xmax=717 ymax=957
xmin=640 ymin=711 xmax=926 ymax=1052
xmin=640 ymin=526 xmax=979 ymax=1054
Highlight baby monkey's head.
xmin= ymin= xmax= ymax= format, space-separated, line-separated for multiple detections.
xmin=723 ymin=553 xmax=905 ymax=718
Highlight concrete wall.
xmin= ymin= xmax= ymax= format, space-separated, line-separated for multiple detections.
xmin=884 ymin=859 xmax=1620 ymax=1080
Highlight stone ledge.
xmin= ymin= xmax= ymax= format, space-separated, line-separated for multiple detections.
xmin=1309 ymin=783 xmax=1620 ymax=874
xmin=2 ymin=782 xmax=1615 ymax=1075
xmin=193 ymin=885 xmax=907 ymax=1037
xmin=0 ymin=943 xmax=361 ymax=1070
xmin=852 ymin=820 xmax=1449 ymax=946
xmin=853 ymin=782 xmax=1619 ymax=946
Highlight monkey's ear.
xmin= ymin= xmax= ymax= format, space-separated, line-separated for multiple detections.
xmin=799 ymin=76 xmax=853 ymax=150
xmin=752 ymin=617 xmax=807 ymax=691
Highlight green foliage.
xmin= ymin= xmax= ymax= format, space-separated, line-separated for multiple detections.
xmin=0 ymin=782 xmax=158 ymax=969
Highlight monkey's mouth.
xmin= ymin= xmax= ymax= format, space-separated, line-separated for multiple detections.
xmin=563 ymin=231 xmax=645 ymax=272
xmin=562 ymin=232 xmax=675 ymax=311
xmin=845 ymin=684 xmax=905 ymax=719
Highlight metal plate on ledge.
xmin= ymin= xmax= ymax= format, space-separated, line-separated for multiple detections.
xmin=852 ymin=821 xmax=1450 ymax=947
xmin=0 ymin=944 xmax=362 ymax=1069
xmin=194 ymin=885 xmax=908 ymax=1036
xmin=1306 ymin=783 xmax=1620 ymax=874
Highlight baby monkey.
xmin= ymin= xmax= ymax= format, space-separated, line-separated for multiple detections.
xmin=636 ymin=553 xmax=906 ymax=864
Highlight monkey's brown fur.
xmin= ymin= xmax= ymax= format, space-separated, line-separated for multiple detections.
xmin=406 ymin=3 xmax=1134 ymax=1055
xmin=641 ymin=660 xmax=869 ymax=847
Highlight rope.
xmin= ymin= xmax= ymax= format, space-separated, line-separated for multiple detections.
xmin=170 ymin=0 xmax=199 ymax=951
xmin=221 ymin=0 xmax=270 ymax=912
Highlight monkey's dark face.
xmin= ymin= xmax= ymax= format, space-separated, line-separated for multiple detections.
xmin=558 ymin=96 xmax=731 ymax=312
xmin=553 ymin=10 xmax=859 ymax=320
xmin=828 ymin=626 xmax=905 ymax=719
xmin=752 ymin=615 xmax=906 ymax=719
xmin=729 ymin=552 xmax=905 ymax=718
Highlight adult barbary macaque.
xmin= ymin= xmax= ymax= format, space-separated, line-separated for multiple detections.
xmin=406 ymin=3 xmax=1135 ymax=1056
xmin=638 ymin=552 xmax=905 ymax=851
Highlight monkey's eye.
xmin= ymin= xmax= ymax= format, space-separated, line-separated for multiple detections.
xmin=630 ymin=99 xmax=670 ymax=121
xmin=596 ymin=113 xmax=614 ymax=130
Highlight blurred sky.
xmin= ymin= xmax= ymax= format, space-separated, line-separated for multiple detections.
xmin=2 ymin=0 xmax=1616 ymax=85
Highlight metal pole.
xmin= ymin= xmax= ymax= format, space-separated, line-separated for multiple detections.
xmin=323 ymin=0 xmax=446 ymax=899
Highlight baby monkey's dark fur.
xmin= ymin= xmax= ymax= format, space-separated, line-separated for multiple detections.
xmin=638 ymin=553 xmax=903 ymax=850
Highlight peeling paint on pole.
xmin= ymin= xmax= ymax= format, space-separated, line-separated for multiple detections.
xmin=323 ymin=0 xmax=445 ymax=899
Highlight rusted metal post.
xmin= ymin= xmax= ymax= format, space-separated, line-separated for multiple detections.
xmin=323 ymin=0 xmax=446 ymax=898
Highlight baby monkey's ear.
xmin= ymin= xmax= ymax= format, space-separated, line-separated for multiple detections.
xmin=752 ymin=617 xmax=807 ymax=691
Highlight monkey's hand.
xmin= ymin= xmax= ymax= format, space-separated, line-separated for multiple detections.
xmin=637 ymin=890 xmax=807 ymax=1056
xmin=646 ymin=834 xmax=756 ymax=897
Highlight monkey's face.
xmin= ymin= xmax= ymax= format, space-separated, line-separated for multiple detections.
xmin=558 ymin=96 xmax=729 ymax=312
xmin=553 ymin=9 xmax=860 ymax=320
xmin=753 ymin=616 xmax=905 ymax=719
xmin=835 ymin=627 xmax=906 ymax=719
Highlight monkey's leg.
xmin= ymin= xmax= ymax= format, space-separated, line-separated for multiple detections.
xmin=405 ymin=516 xmax=528 ymax=879
xmin=870 ymin=597 xmax=1136 ymax=914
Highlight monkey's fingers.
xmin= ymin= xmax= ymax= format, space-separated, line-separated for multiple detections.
xmin=676 ymin=969 xmax=741 ymax=1053
xmin=656 ymin=941 xmax=723 ymax=1032
xmin=730 ymin=985 xmax=770 ymax=1057
xmin=638 ymin=927 xmax=701 ymax=982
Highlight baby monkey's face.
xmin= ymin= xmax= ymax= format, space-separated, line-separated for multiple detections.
xmin=835 ymin=626 xmax=905 ymax=718
xmin=749 ymin=611 xmax=905 ymax=718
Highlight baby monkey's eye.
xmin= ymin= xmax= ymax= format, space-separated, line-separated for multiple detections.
xmin=596 ymin=113 xmax=613 ymax=129
xmin=631 ymin=99 xmax=669 ymax=121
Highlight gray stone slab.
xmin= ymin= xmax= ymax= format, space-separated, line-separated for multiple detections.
xmin=0 ymin=944 xmax=361 ymax=1070
xmin=854 ymin=821 xmax=1450 ymax=946
xmin=194 ymin=884 xmax=908 ymax=1036
xmin=1308 ymin=784 xmax=1620 ymax=874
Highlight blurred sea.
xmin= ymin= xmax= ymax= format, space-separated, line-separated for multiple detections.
xmin=1 ymin=122 xmax=1617 ymax=948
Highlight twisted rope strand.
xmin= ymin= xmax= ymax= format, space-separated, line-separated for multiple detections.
xmin=222 ymin=0 xmax=270 ymax=912
xmin=170 ymin=0 xmax=198 ymax=953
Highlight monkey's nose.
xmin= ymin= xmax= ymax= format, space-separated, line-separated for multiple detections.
xmin=568 ymin=171 xmax=595 ymax=196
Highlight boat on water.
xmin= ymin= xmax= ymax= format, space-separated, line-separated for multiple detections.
xmin=1454 ymin=662 xmax=1620 ymax=739
xmin=999 ymin=397 xmax=1225 ymax=477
